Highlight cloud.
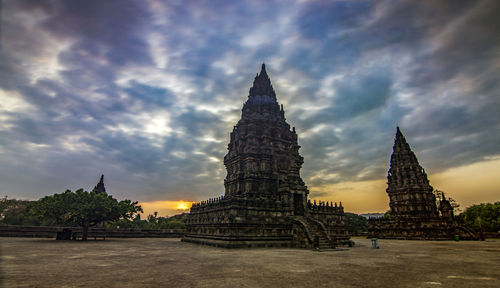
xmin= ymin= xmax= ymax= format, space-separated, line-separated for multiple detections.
xmin=0 ymin=0 xmax=499 ymax=210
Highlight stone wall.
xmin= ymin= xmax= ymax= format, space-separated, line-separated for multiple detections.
xmin=0 ymin=225 xmax=185 ymax=238
xmin=184 ymin=196 xmax=296 ymax=248
xmin=368 ymin=218 xmax=479 ymax=240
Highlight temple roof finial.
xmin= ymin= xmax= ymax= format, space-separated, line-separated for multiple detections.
xmin=395 ymin=126 xmax=407 ymax=146
xmin=248 ymin=63 xmax=275 ymax=99
xmin=92 ymin=174 xmax=107 ymax=194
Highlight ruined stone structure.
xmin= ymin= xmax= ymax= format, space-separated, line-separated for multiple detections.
xmin=368 ymin=127 xmax=478 ymax=240
xmin=182 ymin=64 xmax=349 ymax=248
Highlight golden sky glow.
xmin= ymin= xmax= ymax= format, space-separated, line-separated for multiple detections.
xmin=309 ymin=158 xmax=500 ymax=214
xmin=310 ymin=179 xmax=389 ymax=214
xmin=139 ymin=158 xmax=500 ymax=216
xmin=139 ymin=200 xmax=194 ymax=217
xmin=431 ymin=158 xmax=500 ymax=211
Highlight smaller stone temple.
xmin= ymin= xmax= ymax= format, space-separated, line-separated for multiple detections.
xmin=92 ymin=175 xmax=106 ymax=194
xmin=182 ymin=64 xmax=349 ymax=248
xmin=368 ymin=127 xmax=478 ymax=240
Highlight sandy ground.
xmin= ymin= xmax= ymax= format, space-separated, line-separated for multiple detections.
xmin=1 ymin=237 xmax=499 ymax=288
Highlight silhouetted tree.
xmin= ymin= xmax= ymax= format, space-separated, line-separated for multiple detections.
xmin=29 ymin=189 xmax=142 ymax=240
xmin=107 ymin=212 xmax=188 ymax=229
xmin=345 ymin=213 xmax=368 ymax=234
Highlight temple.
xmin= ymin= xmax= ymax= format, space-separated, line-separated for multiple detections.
xmin=182 ymin=64 xmax=349 ymax=248
xmin=92 ymin=175 xmax=106 ymax=194
xmin=368 ymin=127 xmax=478 ymax=240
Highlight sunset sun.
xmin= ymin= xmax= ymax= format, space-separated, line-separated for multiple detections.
xmin=174 ymin=201 xmax=192 ymax=211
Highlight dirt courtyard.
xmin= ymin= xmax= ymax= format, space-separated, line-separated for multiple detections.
xmin=1 ymin=237 xmax=499 ymax=288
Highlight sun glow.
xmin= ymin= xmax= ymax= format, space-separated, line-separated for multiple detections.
xmin=139 ymin=200 xmax=194 ymax=217
xmin=174 ymin=201 xmax=192 ymax=211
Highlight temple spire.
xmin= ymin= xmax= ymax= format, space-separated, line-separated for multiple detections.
xmin=387 ymin=127 xmax=437 ymax=218
xmin=260 ymin=63 xmax=267 ymax=76
xmin=92 ymin=174 xmax=106 ymax=194
xmin=394 ymin=126 xmax=408 ymax=150
xmin=390 ymin=127 xmax=424 ymax=178
xmin=248 ymin=63 xmax=276 ymax=99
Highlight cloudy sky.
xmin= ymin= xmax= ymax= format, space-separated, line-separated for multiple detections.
xmin=1 ymin=0 xmax=499 ymax=216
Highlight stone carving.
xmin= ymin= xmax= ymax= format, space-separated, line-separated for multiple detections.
xmin=368 ymin=127 xmax=478 ymax=240
xmin=182 ymin=64 xmax=349 ymax=248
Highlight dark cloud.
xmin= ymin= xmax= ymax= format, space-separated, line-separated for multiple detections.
xmin=174 ymin=108 xmax=225 ymax=139
xmin=43 ymin=0 xmax=153 ymax=66
xmin=294 ymin=72 xmax=393 ymax=131
xmin=298 ymin=1 xmax=373 ymax=39
xmin=125 ymin=81 xmax=174 ymax=108
xmin=0 ymin=0 xmax=499 ymax=204
xmin=336 ymin=75 xmax=392 ymax=117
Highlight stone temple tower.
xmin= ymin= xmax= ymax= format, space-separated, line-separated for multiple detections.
xmin=368 ymin=127 xmax=478 ymax=240
xmin=386 ymin=127 xmax=438 ymax=218
xmin=183 ymin=64 xmax=349 ymax=248
xmin=224 ymin=63 xmax=308 ymax=212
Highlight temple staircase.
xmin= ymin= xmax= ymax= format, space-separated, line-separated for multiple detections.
xmin=455 ymin=224 xmax=481 ymax=240
xmin=293 ymin=216 xmax=335 ymax=250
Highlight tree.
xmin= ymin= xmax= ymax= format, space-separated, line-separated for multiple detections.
xmin=0 ymin=197 xmax=37 ymax=225
xmin=461 ymin=202 xmax=500 ymax=233
xmin=106 ymin=212 xmax=188 ymax=229
xmin=345 ymin=213 xmax=368 ymax=235
xmin=29 ymin=189 xmax=143 ymax=240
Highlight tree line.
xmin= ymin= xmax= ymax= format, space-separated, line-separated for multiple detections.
xmin=0 ymin=190 xmax=186 ymax=240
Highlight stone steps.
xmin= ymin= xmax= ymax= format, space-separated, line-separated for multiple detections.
xmin=297 ymin=217 xmax=333 ymax=249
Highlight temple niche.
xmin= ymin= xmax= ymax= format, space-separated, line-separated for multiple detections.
xmin=368 ymin=127 xmax=478 ymax=240
xmin=182 ymin=64 xmax=350 ymax=248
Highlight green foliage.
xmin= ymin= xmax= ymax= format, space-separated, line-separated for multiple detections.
xmin=0 ymin=197 xmax=38 ymax=225
xmin=345 ymin=212 xmax=368 ymax=234
xmin=461 ymin=202 xmax=500 ymax=232
xmin=106 ymin=212 xmax=188 ymax=230
xmin=1 ymin=192 xmax=187 ymax=232
xmin=164 ymin=219 xmax=185 ymax=229
xmin=28 ymin=189 xmax=143 ymax=240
